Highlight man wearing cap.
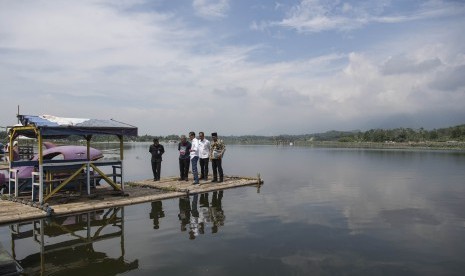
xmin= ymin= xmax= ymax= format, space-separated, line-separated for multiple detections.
xmin=209 ymin=132 xmax=226 ymax=182
xmin=189 ymin=131 xmax=200 ymax=184
xmin=149 ymin=138 xmax=165 ymax=181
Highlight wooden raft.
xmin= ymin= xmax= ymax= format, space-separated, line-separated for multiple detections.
xmin=129 ymin=175 xmax=263 ymax=193
xmin=0 ymin=175 xmax=263 ymax=225
xmin=0 ymin=200 xmax=46 ymax=223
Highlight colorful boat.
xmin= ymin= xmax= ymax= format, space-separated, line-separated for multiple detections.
xmin=0 ymin=142 xmax=103 ymax=192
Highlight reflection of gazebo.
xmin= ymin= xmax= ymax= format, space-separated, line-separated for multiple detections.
xmin=9 ymin=207 xmax=138 ymax=275
xmin=8 ymin=114 xmax=138 ymax=203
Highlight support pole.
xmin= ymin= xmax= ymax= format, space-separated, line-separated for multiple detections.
xmin=86 ymin=135 xmax=92 ymax=195
xmin=119 ymin=135 xmax=124 ymax=191
xmin=38 ymin=130 xmax=43 ymax=204
xmin=8 ymin=131 xmax=13 ymax=164
xmin=8 ymin=129 xmax=17 ymax=196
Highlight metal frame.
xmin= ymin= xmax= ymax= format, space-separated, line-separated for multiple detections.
xmin=8 ymin=119 xmax=132 ymax=204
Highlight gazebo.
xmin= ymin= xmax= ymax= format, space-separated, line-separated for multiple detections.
xmin=8 ymin=114 xmax=138 ymax=204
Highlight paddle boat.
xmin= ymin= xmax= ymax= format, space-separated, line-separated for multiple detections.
xmin=0 ymin=142 xmax=103 ymax=193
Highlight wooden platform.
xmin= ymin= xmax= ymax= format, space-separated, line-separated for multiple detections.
xmin=129 ymin=175 xmax=263 ymax=193
xmin=0 ymin=175 xmax=263 ymax=225
xmin=0 ymin=200 xmax=46 ymax=224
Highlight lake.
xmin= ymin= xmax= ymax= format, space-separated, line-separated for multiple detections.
xmin=1 ymin=143 xmax=465 ymax=275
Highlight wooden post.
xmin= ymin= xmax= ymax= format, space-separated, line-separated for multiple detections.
xmin=256 ymin=173 xmax=261 ymax=193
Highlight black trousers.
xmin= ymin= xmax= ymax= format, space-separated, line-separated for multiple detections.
xmin=179 ymin=158 xmax=190 ymax=180
xmin=199 ymin=158 xmax=209 ymax=180
xmin=151 ymin=160 xmax=161 ymax=180
xmin=212 ymin=159 xmax=223 ymax=181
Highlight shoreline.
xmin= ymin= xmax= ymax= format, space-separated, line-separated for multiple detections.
xmin=215 ymin=141 xmax=465 ymax=151
xmin=288 ymin=141 xmax=465 ymax=150
xmin=18 ymin=140 xmax=465 ymax=151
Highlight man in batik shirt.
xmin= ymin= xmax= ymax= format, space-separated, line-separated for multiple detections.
xmin=209 ymin=132 xmax=226 ymax=182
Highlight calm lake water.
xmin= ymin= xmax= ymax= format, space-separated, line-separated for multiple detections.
xmin=1 ymin=143 xmax=465 ymax=275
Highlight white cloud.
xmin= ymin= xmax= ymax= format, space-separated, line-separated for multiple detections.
xmin=192 ymin=0 xmax=230 ymax=19
xmin=381 ymin=55 xmax=442 ymax=75
xmin=258 ymin=0 xmax=465 ymax=33
xmin=213 ymin=87 xmax=248 ymax=98
xmin=430 ymin=65 xmax=465 ymax=91
xmin=0 ymin=0 xmax=464 ymax=135
xmin=262 ymin=86 xmax=310 ymax=106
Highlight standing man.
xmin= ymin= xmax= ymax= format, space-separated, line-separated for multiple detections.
xmin=198 ymin=132 xmax=211 ymax=181
xmin=149 ymin=138 xmax=164 ymax=181
xmin=178 ymin=135 xmax=191 ymax=181
xmin=189 ymin=131 xmax=200 ymax=184
xmin=210 ymin=132 xmax=226 ymax=182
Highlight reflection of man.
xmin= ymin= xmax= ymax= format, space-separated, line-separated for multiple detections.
xmin=198 ymin=193 xmax=211 ymax=234
xmin=178 ymin=135 xmax=191 ymax=181
xmin=198 ymin=132 xmax=211 ymax=181
xmin=210 ymin=191 xmax=225 ymax=234
xmin=149 ymin=139 xmax=164 ymax=181
xmin=189 ymin=132 xmax=200 ymax=184
xmin=149 ymin=201 xmax=165 ymax=229
xmin=209 ymin=133 xmax=226 ymax=183
xmin=178 ymin=197 xmax=191 ymax=232
xmin=189 ymin=194 xmax=199 ymax=239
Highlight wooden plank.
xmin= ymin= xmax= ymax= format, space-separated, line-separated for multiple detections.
xmin=51 ymin=191 xmax=186 ymax=215
xmin=0 ymin=200 xmax=46 ymax=224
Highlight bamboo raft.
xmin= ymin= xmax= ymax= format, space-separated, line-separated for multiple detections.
xmin=0 ymin=175 xmax=263 ymax=225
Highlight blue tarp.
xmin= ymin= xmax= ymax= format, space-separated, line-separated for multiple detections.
xmin=14 ymin=115 xmax=138 ymax=138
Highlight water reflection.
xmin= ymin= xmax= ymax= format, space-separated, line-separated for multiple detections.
xmin=149 ymin=201 xmax=165 ymax=230
xmin=5 ymin=193 xmax=229 ymax=275
xmin=190 ymin=194 xmax=200 ymax=239
xmin=177 ymin=191 xmax=225 ymax=239
xmin=3 ymin=144 xmax=465 ymax=275
xmin=211 ymin=191 xmax=225 ymax=234
xmin=9 ymin=208 xmax=138 ymax=275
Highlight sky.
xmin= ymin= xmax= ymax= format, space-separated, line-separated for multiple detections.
xmin=1 ymin=0 xmax=465 ymax=136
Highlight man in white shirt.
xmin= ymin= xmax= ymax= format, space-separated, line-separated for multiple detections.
xmin=189 ymin=131 xmax=200 ymax=184
xmin=198 ymin=131 xmax=211 ymax=181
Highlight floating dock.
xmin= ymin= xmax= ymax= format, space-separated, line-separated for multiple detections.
xmin=0 ymin=175 xmax=263 ymax=225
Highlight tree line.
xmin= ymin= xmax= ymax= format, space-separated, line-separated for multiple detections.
xmin=315 ymin=125 xmax=465 ymax=143
xmin=1 ymin=124 xmax=464 ymax=145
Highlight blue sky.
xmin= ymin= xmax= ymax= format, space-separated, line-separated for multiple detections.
xmin=1 ymin=0 xmax=465 ymax=135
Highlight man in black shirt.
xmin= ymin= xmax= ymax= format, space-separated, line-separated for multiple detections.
xmin=149 ymin=138 xmax=165 ymax=181
xmin=178 ymin=135 xmax=191 ymax=181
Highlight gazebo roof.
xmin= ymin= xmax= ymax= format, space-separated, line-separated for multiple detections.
xmin=14 ymin=114 xmax=138 ymax=138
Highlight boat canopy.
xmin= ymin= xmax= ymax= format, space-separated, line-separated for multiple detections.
xmin=14 ymin=114 xmax=138 ymax=139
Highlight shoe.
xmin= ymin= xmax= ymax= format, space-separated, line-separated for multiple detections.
xmin=185 ymin=178 xmax=188 ymax=182
xmin=192 ymin=181 xmax=199 ymax=185
xmin=178 ymin=178 xmax=184 ymax=181
xmin=211 ymin=179 xmax=217 ymax=183
xmin=219 ymin=179 xmax=223 ymax=183
xmin=153 ymin=178 xmax=157 ymax=181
